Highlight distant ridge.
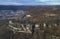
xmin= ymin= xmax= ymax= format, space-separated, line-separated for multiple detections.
xmin=0 ymin=5 xmax=60 ymax=10
xmin=0 ymin=5 xmax=37 ymax=10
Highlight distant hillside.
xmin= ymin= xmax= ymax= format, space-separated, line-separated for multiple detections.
xmin=0 ymin=5 xmax=60 ymax=10
xmin=0 ymin=5 xmax=60 ymax=20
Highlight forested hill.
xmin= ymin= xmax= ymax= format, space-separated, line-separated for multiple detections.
xmin=0 ymin=5 xmax=60 ymax=15
xmin=0 ymin=5 xmax=60 ymax=10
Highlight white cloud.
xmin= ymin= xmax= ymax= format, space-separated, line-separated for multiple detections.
xmin=0 ymin=2 xmax=23 ymax=5
xmin=46 ymin=2 xmax=60 ymax=5
xmin=0 ymin=0 xmax=60 ymax=5
xmin=35 ymin=0 xmax=60 ymax=3
xmin=35 ymin=0 xmax=50 ymax=2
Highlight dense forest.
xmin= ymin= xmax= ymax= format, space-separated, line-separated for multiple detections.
xmin=0 ymin=5 xmax=60 ymax=39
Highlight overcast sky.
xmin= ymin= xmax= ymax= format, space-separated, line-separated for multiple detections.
xmin=0 ymin=0 xmax=60 ymax=5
